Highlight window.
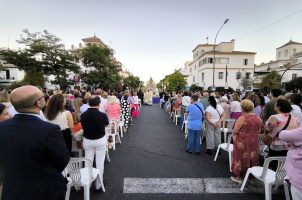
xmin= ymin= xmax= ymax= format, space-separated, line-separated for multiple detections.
xmin=208 ymin=58 xmax=213 ymax=63
xmin=190 ymin=68 xmax=192 ymax=73
xmin=193 ymin=76 xmax=195 ymax=82
xmin=202 ymin=72 xmax=204 ymax=82
xmin=293 ymin=49 xmax=296 ymax=55
xmin=285 ymin=50 xmax=288 ymax=57
xmin=195 ymin=65 xmax=197 ymax=70
xmin=243 ymin=59 xmax=248 ymax=65
xmin=278 ymin=52 xmax=281 ymax=58
xmin=236 ymin=72 xmax=241 ymax=80
xmin=199 ymin=61 xmax=202 ymax=66
xmin=218 ymin=72 xmax=223 ymax=79
xmin=292 ymin=74 xmax=297 ymax=80
xmin=246 ymin=72 xmax=251 ymax=79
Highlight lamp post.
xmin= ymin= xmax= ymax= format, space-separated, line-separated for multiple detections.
xmin=212 ymin=19 xmax=229 ymax=91
xmin=280 ymin=62 xmax=302 ymax=84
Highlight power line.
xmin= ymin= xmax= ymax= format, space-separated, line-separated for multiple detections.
xmin=238 ymin=8 xmax=302 ymax=40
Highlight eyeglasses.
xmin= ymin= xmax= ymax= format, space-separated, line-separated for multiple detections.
xmin=34 ymin=94 xmax=46 ymax=105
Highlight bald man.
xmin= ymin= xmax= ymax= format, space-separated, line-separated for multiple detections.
xmin=0 ymin=86 xmax=70 ymax=200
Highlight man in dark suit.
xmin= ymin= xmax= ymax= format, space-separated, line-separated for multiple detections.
xmin=0 ymin=86 xmax=70 ymax=200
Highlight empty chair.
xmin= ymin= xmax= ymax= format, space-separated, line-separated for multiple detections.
xmin=174 ymin=110 xmax=181 ymax=125
xmin=221 ymin=118 xmax=236 ymax=143
xmin=214 ymin=133 xmax=233 ymax=172
xmin=240 ymin=157 xmax=290 ymax=200
xmin=65 ymin=158 xmax=105 ymax=200
xmin=182 ymin=113 xmax=188 ymax=134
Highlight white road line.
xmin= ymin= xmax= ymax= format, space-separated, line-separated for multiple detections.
xmin=124 ymin=178 xmax=204 ymax=194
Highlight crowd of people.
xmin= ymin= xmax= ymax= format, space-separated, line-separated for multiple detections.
xmin=160 ymin=88 xmax=302 ymax=199
xmin=0 ymin=86 xmax=144 ymax=199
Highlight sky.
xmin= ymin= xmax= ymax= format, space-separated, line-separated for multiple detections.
xmin=1 ymin=0 xmax=302 ymax=83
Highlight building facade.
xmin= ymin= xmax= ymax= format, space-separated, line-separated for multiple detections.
xmin=254 ymin=40 xmax=302 ymax=84
xmin=184 ymin=40 xmax=256 ymax=90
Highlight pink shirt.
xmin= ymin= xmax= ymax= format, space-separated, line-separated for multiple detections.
xmin=279 ymin=127 xmax=302 ymax=189
xmin=107 ymin=103 xmax=121 ymax=120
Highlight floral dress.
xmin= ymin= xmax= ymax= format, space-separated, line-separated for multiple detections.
xmin=232 ymin=114 xmax=262 ymax=177
xmin=121 ymin=99 xmax=130 ymax=128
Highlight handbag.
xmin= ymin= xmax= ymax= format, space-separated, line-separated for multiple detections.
xmin=260 ymin=114 xmax=292 ymax=146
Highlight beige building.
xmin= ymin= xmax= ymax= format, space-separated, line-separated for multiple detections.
xmin=184 ymin=40 xmax=256 ymax=90
xmin=254 ymin=40 xmax=302 ymax=84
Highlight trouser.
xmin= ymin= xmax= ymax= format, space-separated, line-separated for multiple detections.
xmin=187 ymin=129 xmax=201 ymax=153
xmin=205 ymin=121 xmax=221 ymax=150
xmin=291 ymin=185 xmax=302 ymax=200
xmin=62 ymin=129 xmax=72 ymax=155
xmin=83 ymin=136 xmax=107 ymax=189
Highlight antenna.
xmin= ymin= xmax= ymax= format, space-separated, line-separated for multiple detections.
xmin=8 ymin=36 xmax=10 ymax=49
xmin=206 ymin=36 xmax=209 ymax=44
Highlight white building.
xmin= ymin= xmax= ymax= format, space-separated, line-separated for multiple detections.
xmin=0 ymin=63 xmax=25 ymax=86
xmin=184 ymin=40 xmax=256 ymax=90
xmin=254 ymin=40 xmax=302 ymax=84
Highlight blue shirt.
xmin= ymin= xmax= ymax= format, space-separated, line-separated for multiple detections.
xmin=186 ymin=102 xmax=204 ymax=130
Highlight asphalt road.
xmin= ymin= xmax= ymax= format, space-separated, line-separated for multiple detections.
xmin=71 ymin=105 xmax=285 ymax=200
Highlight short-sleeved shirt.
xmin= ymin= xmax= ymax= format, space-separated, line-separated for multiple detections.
xmin=186 ymin=102 xmax=204 ymax=130
xmin=205 ymin=105 xmax=224 ymax=123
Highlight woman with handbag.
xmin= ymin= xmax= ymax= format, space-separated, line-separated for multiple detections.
xmin=204 ymin=96 xmax=226 ymax=154
xmin=264 ymin=98 xmax=299 ymax=170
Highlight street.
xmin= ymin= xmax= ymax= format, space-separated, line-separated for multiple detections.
xmin=71 ymin=105 xmax=285 ymax=200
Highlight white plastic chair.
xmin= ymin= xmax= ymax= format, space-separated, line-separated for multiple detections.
xmin=221 ymin=119 xmax=236 ymax=143
xmin=65 ymin=158 xmax=105 ymax=200
xmin=182 ymin=113 xmax=188 ymax=133
xmin=240 ymin=157 xmax=290 ymax=200
xmin=214 ymin=133 xmax=233 ymax=172
xmin=173 ymin=110 xmax=180 ymax=125
xmin=119 ymin=117 xmax=125 ymax=138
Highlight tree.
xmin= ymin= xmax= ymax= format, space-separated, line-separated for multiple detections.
xmin=284 ymin=77 xmax=302 ymax=92
xmin=123 ymin=75 xmax=140 ymax=89
xmin=0 ymin=29 xmax=79 ymax=88
xmin=190 ymin=84 xmax=203 ymax=92
xmin=81 ymin=44 xmax=122 ymax=90
xmin=145 ymin=77 xmax=157 ymax=91
xmin=162 ymin=70 xmax=187 ymax=91
xmin=259 ymin=70 xmax=281 ymax=93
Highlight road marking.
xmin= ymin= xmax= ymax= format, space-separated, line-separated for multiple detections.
xmin=124 ymin=178 xmax=204 ymax=194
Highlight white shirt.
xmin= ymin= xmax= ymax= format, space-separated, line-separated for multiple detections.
xmin=182 ymin=96 xmax=191 ymax=106
xmin=291 ymin=105 xmax=302 ymax=125
xmin=80 ymin=104 xmax=89 ymax=114
xmin=230 ymin=101 xmax=241 ymax=112
xmin=205 ymin=105 xmax=224 ymax=123
xmin=99 ymin=96 xmax=108 ymax=113
xmin=8 ymin=106 xmax=46 ymax=121
xmin=46 ymin=111 xmax=70 ymax=130
xmin=133 ymin=96 xmax=139 ymax=104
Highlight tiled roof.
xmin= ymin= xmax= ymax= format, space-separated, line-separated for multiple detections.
xmin=277 ymin=40 xmax=302 ymax=49
xmin=82 ymin=35 xmax=106 ymax=46
xmin=204 ymin=51 xmax=256 ymax=55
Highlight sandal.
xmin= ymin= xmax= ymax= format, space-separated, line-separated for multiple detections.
xmin=230 ymin=176 xmax=243 ymax=184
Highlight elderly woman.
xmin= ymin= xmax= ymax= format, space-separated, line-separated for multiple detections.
xmin=231 ymin=99 xmax=262 ymax=183
xmin=230 ymin=93 xmax=242 ymax=120
xmin=265 ymin=98 xmax=299 ymax=170
xmin=219 ymin=96 xmax=230 ymax=119
xmin=247 ymin=94 xmax=263 ymax=118
xmin=279 ymin=126 xmax=302 ymax=200
xmin=204 ymin=96 xmax=226 ymax=154
xmin=107 ymin=95 xmax=121 ymax=121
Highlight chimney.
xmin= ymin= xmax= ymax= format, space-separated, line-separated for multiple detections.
xmin=71 ymin=44 xmax=74 ymax=50
xmin=230 ymin=39 xmax=235 ymax=51
xmin=79 ymin=43 xmax=82 ymax=48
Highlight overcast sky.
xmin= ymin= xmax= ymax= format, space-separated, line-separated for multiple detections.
xmin=1 ymin=0 xmax=302 ymax=82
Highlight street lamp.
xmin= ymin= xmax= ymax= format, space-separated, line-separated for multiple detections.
xmin=212 ymin=18 xmax=229 ymax=91
xmin=280 ymin=62 xmax=302 ymax=83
